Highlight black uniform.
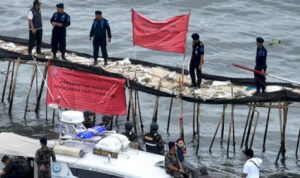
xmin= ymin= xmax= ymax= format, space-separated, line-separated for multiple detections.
xmin=190 ymin=41 xmax=204 ymax=87
xmin=82 ymin=119 xmax=95 ymax=129
xmin=90 ymin=18 xmax=111 ymax=64
xmin=50 ymin=12 xmax=70 ymax=56
xmin=255 ymin=46 xmax=267 ymax=93
xmin=2 ymin=158 xmax=30 ymax=178
xmin=144 ymin=131 xmax=164 ymax=155
xmin=123 ymin=130 xmax=138 ymax=142
xmin=28 ymin=7 xmax=43 ymax=54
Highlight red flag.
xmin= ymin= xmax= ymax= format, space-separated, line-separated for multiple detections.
xmin=46 ymin=67 xmax=126 ymax=115
xmin=132 ymin=9 xmax=189 ymax=53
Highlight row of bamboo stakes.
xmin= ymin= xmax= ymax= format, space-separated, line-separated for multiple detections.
xmin=0 ymin=59 xmax=299 ymax=163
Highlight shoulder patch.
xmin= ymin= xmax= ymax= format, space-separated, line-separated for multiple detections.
xmin=144 ymin=136 xmax=153 ymax=141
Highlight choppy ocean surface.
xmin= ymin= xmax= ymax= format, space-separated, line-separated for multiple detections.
xmin=0 ymin=0 xmax=300 ymax=177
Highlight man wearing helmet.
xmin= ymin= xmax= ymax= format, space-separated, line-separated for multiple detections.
xmin=143 ymin=122 xmax=164 ymax=155
xmin=122 ymin=121 xmax=138 ymax=142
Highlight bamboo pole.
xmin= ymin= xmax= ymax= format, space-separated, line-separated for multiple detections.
xmin=166 ymin=93 xmax=174 ymax=136
xmin=1 ymin=61 xmax=11 ymax=102
xmin=136 ymin=91 xmax=144 ymax=135
xmin=226 ymin=106 xmax=233 ymax=157
xmin=127 ymin=79 xmax=137 ymax=133
xmin=245 ymin=105 xmax=256 ymax=149
xmin=126 ymin=99 xmax=131 ymax=122
xmin=296 ymin=128 xmax=300 ymax=160
xmin=231 ymin=104 xmax=236 ymax=153
xmin=152 ymin=79 xmax=162 ymax=123
xmin=196 ymin=99 xmax=200 ymax=154
xmin=263 ymin=102 xmax=272 ymax=152
xmin=35 ymin=66 xmax=39 ymax=103
xmin=241 ymin=104 xmax=252 ymax=148
xmin=24 ymin=65 xmax=37 ymax=121
xmin=8 ymin=59 xmax=20 ymax=114
xmin=35 ymin=65 xmax=48 ymax=113
xmin=209 ymin=108 xmax=224 ymax=152
xmin=8 ymin=61 xmax=15 ymax=101
xmin=250 ymin=110 xmax=259 ymax=148
xmin=45 ymin=104 xmax=48 ymax=121
xmin=192 ymin=94 xmax=196 ymax=136
xmin=52 ymin=109 xmax=55 ymax=123
xmin=115 ymin=115 xmax=119 ymax=130
xmin=220 ymin=104 xmax=227 ymax=144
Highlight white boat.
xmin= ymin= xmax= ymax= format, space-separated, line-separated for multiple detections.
xmin=0 ymin=110 xmax=171 ymax=178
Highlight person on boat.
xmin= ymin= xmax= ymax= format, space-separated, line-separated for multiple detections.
xmin=99 ymin=115 xmax=112 ymax=130
xmin=176 ymin=138 xmax=200 ymax=178
xmin=254 ymin=37 xmax=267 ymax=95
xmin=35 ymin=137 xmax=56 ymax=178
xmin=165 ymin=141 xmax=186 ymax=178
xmin=242 ymin=149 xmax=262 ymax=178
xmin=50 ymin=3 xmax=71 ymax=60
xmin=89 ymin=10 xmax=112 ymax=65
xmin=122 ymin=121 xmax=138 ymax=142
xmin=82 ymin=110 xmax=95 ymax=129
xmin=199 ymin=166 xmax=212 ymax=178
xmin=190 ymin=33 xmax=204 ymax=88
xmin=0 ymin=156 xmax=31 ymax=178
xmin=143 ymin=122 xmax=164 ymax=155
xmin=27 ymin=0 xmax=43 ymax=56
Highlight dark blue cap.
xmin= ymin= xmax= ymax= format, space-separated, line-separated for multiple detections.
xmin=95 ymin=11 xmax=102 ymax=15
xmin=256 ymin=37 xmax=264 ymax=43
xmin=168 ymin=141 xmax=176 ymax=149
xmin=56 ymin=3 xmax=64 ymax=8
xmin=33 ymin=0 xmax=41 ymax=6
xmin=40 ymin=137 xmax=47 ymax=145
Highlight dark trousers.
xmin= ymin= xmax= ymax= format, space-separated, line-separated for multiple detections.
xmin=51 ymin=30 xmax=66 ymax=54
xmin=254 ymin=68 xmax=266 ymax=93
xmin=28 ymin=29 xmax=42 ymax=54
xmin=93 ymin=37 xmax=108 ymax=63
xmin=189 ymin=60 xmax=202 ymax=87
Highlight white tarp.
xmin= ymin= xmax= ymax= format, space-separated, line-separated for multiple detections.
xmin=0 ymin=132 xmax=55 ymax=158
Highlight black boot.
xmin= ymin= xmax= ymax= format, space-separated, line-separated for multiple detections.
xmin=93 ymin=59 xmax=98 ymax=65
xmin=104 ymin=58 xmax=108 ymax=66
xmin=61 ymin=52 xmax=67 ymax=60
xmin=53 ymin=52 xmax=57 ymax=60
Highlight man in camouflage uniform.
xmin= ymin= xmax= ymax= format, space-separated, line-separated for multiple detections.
xmin=165 ymin=141 xmax=186 ymax=178
xmin=35 ymin=137 xmax=56 ymax=178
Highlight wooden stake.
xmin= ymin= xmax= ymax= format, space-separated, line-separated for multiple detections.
xmin=152 ymin=79 xmax=162 ymax=123
xmin=1 ymin=61 xmax=11 ymax=102
xmin=8 ymin=59 xmax=20 ymax=114
xmin=241 ymin=105 xmax=252 ymax=148
xmin=192 ymin=94 xmax=196 ymax=136
xmin=126 ymin=99 xmax=131 ymax=122
xmin=166 ymin=93 xmax=174 ymax=136
xmin=226 ymin=106 xmax=233 ymax=157
xmin=263 ymin=102 xmax=272 ymax=152
xmin=245 ymin=105 xmax=256 ymax=149
xmin=24 ymin=65 xmax=37 ymax=121
xmin=127 ymin=79 xmax=137 ymax=133
xmin=8 ymin=61 xmax=15 ymax=101
xmin=231 ymin=104 xmax=236 ymax=153
xmin=209 ymin=107 xmax=224 ymax=152
xmin=45 ymin=105 xmax=48 ymax=121
xmin=220 ymin=104 xmax=227 ymax=144
xmin=136 ymin=91 xmax=144 ymax=135
xmin=296 ymin=128 xmax=300 ymax=160
xmin=196 ymin=101 xmax=200 ymax=136
xmin=250 ymin=110 xmax=259 ymax=148
xmin=52 ymin=109 xmax=55 ymax=123
xmin=115 ymin=115 xmax=119 ymax=129
xmin=35 ymin=65 xmax=49 ymax=113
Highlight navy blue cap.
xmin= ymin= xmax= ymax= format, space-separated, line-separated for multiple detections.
xmin=95 ymin=11 xmax=102 ymax=15
xmin=191 ymin=33 xmax=200 ymax=40
xmin=56 ymin=3 xmax=64 ymax=8
xmin=33 ymin=0 xmax=41 ymax=6
xmin=168 ymin=141 xmax=176 ymax=149
xmin=256 ymin=37 xmax=264 ymax=43
xmin=40 ymin=137 xmax=47 ymax=145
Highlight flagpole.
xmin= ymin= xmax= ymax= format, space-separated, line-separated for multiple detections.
xmin=179 ymin=9 xmax=191 ymax=139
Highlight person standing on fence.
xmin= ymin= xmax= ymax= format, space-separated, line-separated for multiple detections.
xmin=189 ymin=33 xmax=204 ymax=88
xmin=50 ymin=3 xmax=71 ymax=60
xmin=89 ymin=11 xmax=112 ymax=66
xmin=254 ymin=37 xmax=267 ymax=95
xmin=27 ymin=0 xmax=43 ymax=56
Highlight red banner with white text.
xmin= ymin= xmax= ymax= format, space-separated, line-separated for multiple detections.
xmin=132 ymin=9 xmax=189 ymax=53
xmin=46 ymin=67 xmax=126 ymax=115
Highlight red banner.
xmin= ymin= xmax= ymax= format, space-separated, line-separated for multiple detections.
xmin=46 ymin=67 xmax=126 ymax=115
xmin=132 ymin=9 xmax=189 ymax=53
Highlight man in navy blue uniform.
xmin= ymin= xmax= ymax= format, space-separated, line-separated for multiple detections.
xmin=190 ymin=33 xmax=204 ymax=88
xmin=50 ymin=3 xmax=70 ymax=60
xmin=89 ymin=11 xmax=112 ymax=65
xmin=254 ymin=37 xmax=267 ymax=94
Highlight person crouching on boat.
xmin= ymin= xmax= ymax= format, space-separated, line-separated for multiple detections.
xmin=176 ymin=138 xmax=200 ymax=178
xmin=89 ymin=11 xmax=112 ymax=66
xmin=165 ymin=141 xmax=186 ymax=178
xmin=50 ymin=3 xmax=71 ymax=60
xmin=242 ymin=149 xmax=262 ymax=178
xmin=122 ymin=121 xmax=138 ymax=142
xmin=254 ymin=37 xmax=267 ymax=95
xmin=27 ymin=0 xmax=43 ymax=56
xmin=143 ymin=122 xmax=164 ymax=155
xmin=190 ymin=33 xmax=204 ymax=88
xmin=35 ymin=137 xmax=56 ymax=178
xmin=83 ymin=110 xmax=95 ymax=129
xmin=99 ymin=115 xmax=112 ymax=130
